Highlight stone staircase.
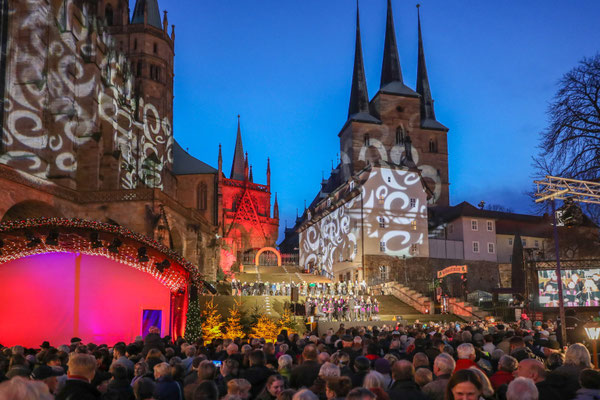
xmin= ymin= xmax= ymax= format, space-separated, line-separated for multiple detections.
xmin=372 ymin=281 xmax=489 ymax=322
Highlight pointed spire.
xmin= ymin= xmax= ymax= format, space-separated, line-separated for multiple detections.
xmin=244 ymin=152 xmax=249 ymax=181
xmin=379 ymin=0 xmax=418 ymax=97
xmin=230 ymin=115 xmax=246 ymax=181
xmin=416 ymin=5 xmax=447 ymax=131
xmin=274 ymin=193 xmax=279 ymax=219
xmin=162 ymin=10 xmax=168 ymax=33
xmin=348 ymin=1 xmax=379 ymax=123
xmin=131 ymin=0 xmax=162 ymax=29
xmin=266 ymin=157 xmax=271 ymax=189
xmin=218 ymin=143 xmax=223 ymax=178
xmin=249 ymin=165 xmax=253 ymax=182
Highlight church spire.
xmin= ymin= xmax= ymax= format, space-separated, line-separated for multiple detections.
xmin=131 ymin=0 xmax=162 ymax=30
xmin=230 ymin=115 xmax=246 ymax=180
xmin=380 ymin=0 xmax=418 ymax=97
xmin=416 ymin=5 xmax=447 ymax=131
xmin=274 ymin=193 xmax=279 ymax=219
xmin=266 ymin=157 xmax=271 ymax=189
xmin=348 ymin=1 xmax=379 ymax=123
xmin=218 ymin=143 xmax=223 ymax=179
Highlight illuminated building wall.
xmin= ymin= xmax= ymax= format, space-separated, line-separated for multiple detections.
xmin=299 ymin=166 xmax=429 ymax=279
xmin=1 ymin=0 xmax=175 ymax=192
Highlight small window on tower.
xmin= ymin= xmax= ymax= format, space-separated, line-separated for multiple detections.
xmin=137 ymin=61 xmax=142 ymax=76
xmin=134 ymin=39 xmax=137 ymax=50
xmin=411 ymin=220 xmax=417 ymax=231
xmin=396 ymin=126 xmax=405 ymax=144
xmin=153 ymin=43 xmax=158 ymax=54
xmin=364 ymin=134 xmax=370 ymax=146
xmin=105 ymin=4 xmax=114 ymax=26
xmin=429 ymin=138 xmax=437 ymax=153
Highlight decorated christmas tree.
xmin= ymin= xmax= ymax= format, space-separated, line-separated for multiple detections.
xmin=201 ymin=297 xmax=225 ymax=344
xmin=223 ymin=298 xmax=245 ymax=340
xmin=277 ymin=303 xmax=298 ymax=334
xmin=184 ymin=285 xmax=202 ymax=342
xmin=251 ymin=315 xmax=278 ymax=343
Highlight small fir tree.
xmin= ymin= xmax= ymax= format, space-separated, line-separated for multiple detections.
xmin=251 ymin=315 xmax=278 ymax=343
xmin=223 ymin=299 xmax=245 ymax=340
xmin=184 ymin=285 xmax=202 ymax=342
xmin=277 ymin=304 xmax=298 ymax=334
xmin=201 ymin=297 xmax=225 ymax=344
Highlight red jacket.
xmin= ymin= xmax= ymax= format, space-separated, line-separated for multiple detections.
xmin=490 ymin=370 xmax=514 ymax=390
xmin=454 ymin=358 xmax=480 ymax=373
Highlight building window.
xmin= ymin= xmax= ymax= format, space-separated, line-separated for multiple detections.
xmin=488 ymin=243 xmax=495 ymax=254
xmin=396 ymin=126 xmax=405 ymax=144
xmin=380 ymin=241 xmax=386 ymax=252
xmin=428 ymin=138 xmax=437 ymax=153
xmin=487 ymin=221 xmax=493 ymax=231
xmin=508 ymin=237 xmax=513 ymax=246
xmin=387 ymin=177 xmax=391 ymax=183
xmin=327 ymin=198 xmax=331 ymax=207
xmin=411 ymin=220 xmax=417 ymax=231
xmin=153 ymin=42 xmax=158 ymax=54
xmin=364 ymin=134 xmax=370 ymax=146
xmin=472 ymin=241 xmax=480 ymax=253
xmin=379 ymin=265 xmax=389 ymax=281
xmin=522 ymin=239 xmax=527 ymax=247
xmin=410 ymin=198 xmax=416 ymax=208
xmin=448 ymin=224 xmax=453 ymax=234
xmin=197 ymin=183 xmax=207 ymax=210
xmin=378 ymin=194 xmax=385 ymax=204
xmin=349 ymin=181 xmax=355 ymax=191
xmin=410 ymin=244 xmax=418 ymax=255
xmin=534 ymin=240 xmax=539 ymax=248
xmin=137 ymin=61 xmax=142 ymax=76
xmin=379 ymin=217 xmax=385 ymax=228
xmin=134 ymin=39 xmax=137 ymax=50
xmin=105 ymin=4 xmax=114 ymax=26
xmin=471 ymin=220 xmax=478 ymax=231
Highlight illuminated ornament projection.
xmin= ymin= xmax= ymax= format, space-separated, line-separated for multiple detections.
xmin=299 ymin=168 xmax=427 ymax=275
xmin=0 ymin=218 xmax=199 ymax=291
xmin=2 ymin=0 xmax=172 ymax=190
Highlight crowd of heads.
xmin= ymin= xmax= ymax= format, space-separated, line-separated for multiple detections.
xmin=230 ymin=281 xmax=369 ymax=297
xmin=1 ymin=319 xmax=600 ymax=400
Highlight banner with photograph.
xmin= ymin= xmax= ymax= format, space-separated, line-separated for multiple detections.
xmin=538 ymin=269 xmax=600 ymax=307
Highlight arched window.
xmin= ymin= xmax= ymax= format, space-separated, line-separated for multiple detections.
xmin=133 ymin=38 xmax=137 ymax=50
xmin=105 ymin=4 xmax=114 ymax=26
xmin=396 ymin=126 xmax=405 ymax=144
xmin=429 ymin=138 xmax=438 ymax=153
xmin=197 ymin=183 xmax=207 ymax=210
xmin=136 ymin=61 xmax=142 ymax=76
xmin=364 ymin=134 xmax=370 ymax=146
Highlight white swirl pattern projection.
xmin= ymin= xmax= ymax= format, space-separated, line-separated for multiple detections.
xmin=2 ymin=0 xmax=171 ymax=190
xmin=299 ymin=167 xmax=428 ymax=276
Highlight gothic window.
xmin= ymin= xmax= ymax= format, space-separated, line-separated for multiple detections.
xmin=149 ymin=65 xmax=154 ymax=80
xmin=379 ymin=217 xmax=385 ymax=228
xmin=429 ymin=138 xmax=438 ymax=153
xmin=379 ymin=265 xmax=389 ymax=281
xmin=364 ymin=134 xmax=370 ymax=146
xmin=137 ymin=61 xmax=142 ymax=76
xmin=105 ymin=4 xmax=114 ymax=26
xmin=197 ymin=183 xmax=207 ymax=210
xmin=396 ymin=126 xmax=405 ymax=144
xmin=134 ymin=39 xmax=138 ymax=50
xmin=153 ymin=43 xmax=158 ymax=54
xmin=379 ymin=241 xmax=386 ymax=252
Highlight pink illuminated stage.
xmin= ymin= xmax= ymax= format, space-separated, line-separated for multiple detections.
xmin=0 ymin=219 xmax=198 ymax=348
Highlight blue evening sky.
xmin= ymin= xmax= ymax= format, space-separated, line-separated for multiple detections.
xmin=139 ymin=0 xmax=600 ymax=240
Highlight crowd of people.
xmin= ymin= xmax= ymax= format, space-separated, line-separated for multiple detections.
xmin=230 ymin=281 xmax=370 ymax=297
xmin=1 ymin=319 xmax=599 ymax=400
xmin=304 ymin=296 xmax=379 ymax=321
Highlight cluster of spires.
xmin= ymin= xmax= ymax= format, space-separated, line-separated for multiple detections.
xmin=349 ymin=1 xmax=445 ymax=130
xmin=217 ymin=116 xmax=278 ymax=218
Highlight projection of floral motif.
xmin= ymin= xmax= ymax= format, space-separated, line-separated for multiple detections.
xmin=299 ymin=167 xmax=427 ymax=275
xmin=1 ymin=0 xmax=172 ymax=189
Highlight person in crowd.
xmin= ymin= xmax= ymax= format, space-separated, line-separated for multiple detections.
xmin=226 ymin=379 xmax=251 ymax=400
xmin=105 ymin=363 xmax=135 ymax=400
xmin=445 ymin=369 xmax=483 ymax=400
xmin=277 ymin=355 xmax=293 ymax=382
xmin=0 ymin=376 xmax=53 ymax=400
xmin=574 ymin=369 xmax=600 ymax=400
xmin=154 ymin=362 xmax=182 ymax=400
xmin=215 ymin=358 xmax=239 ymax=397
xmin=192 ymin=381 xmax=219 ymax=400
xmin=514 ymin=358 xmax=564 ymax=400
xmin=325 ymin=376 xmax=352 ymax=400
xmin=506 ymin=377 xmax=538 ymax=400
xmin=133 ymin=378 xmax=156 ymax=400
xmin=387 ymin=360 xmax=428 ymax=400
xmin=242 ymin=350 xmax=275 ymax=398
xmin=256 ymin=374 xmax=286 ymax=400
xmin=346 ymin=387 xmax=376 ymax=400
xmin=290 ymin=345 xmax=320 ymax=389
xmin=489 ymin=355 xmax=517 ymax=390
xmin=351 ymin=357 xmax=371 ymax=388
xmin=112 ymin=343 xmax=135 ymax=377
xmin=454 ymin=343 xmax=479 ymax=372
xmin=422 ymin=353 xmax=455 ymax=400
xmin=292 ymin=388 xmax=319 ymax=400
xmin=278 ymin=389 xmax=297 ymax=400
xmin=552 ymin=342 xmax=594 ymax=398
xmin=55 ymin=353 xmax=100 ymax=400
xmin=31 ymin=364 xmax=63 ymax=395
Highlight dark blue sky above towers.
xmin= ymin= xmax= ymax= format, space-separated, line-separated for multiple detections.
xmin=139 ymin=0 xmax=600 ymax=239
